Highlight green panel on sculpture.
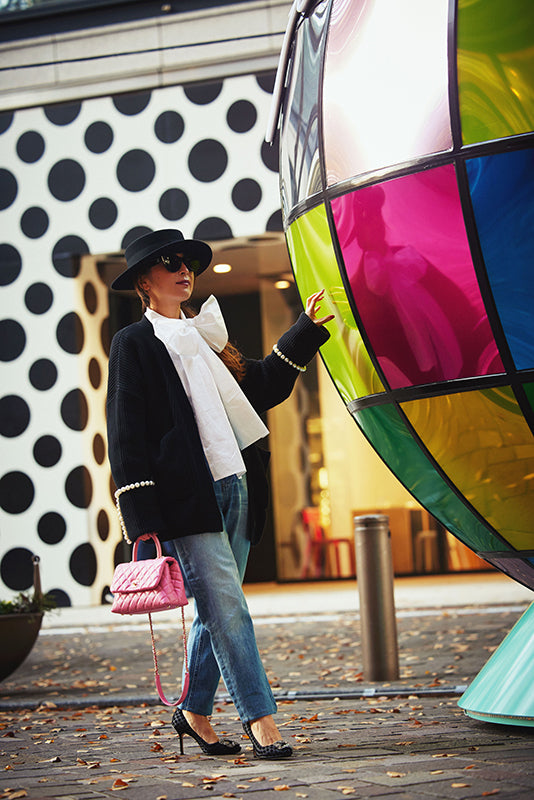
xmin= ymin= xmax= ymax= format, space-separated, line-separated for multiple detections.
xmin=401 ymin=388 xmax=534 ymax=550
xmin=523 ymin=383 xmax=534 ymax=414
xmin=286 ymin=205 xmax=384 ymax=404
xmin=354 ymin=404 xmax=501 ymax=553
xmin=457 ymin=0 xmax=534 ymax=144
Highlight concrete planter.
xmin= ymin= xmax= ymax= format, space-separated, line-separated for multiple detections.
xmin=0 ymin=612 xmax=43 ymax=681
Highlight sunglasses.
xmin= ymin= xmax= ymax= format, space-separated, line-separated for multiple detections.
xmin=158 ymin=254 xmax=201 ymax=274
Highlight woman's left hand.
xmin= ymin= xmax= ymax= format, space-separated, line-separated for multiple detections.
xmin=305 ymin=290 xmax=335 ymax=326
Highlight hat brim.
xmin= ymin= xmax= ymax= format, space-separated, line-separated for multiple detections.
xmin=111 ymin=238 xmax=212 ymax=291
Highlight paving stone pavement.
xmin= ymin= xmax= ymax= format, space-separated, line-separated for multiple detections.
xmin=1 ymin=601 xmax=534 ymax=799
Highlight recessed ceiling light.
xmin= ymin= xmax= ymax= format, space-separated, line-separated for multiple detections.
xmin=213 ymin=263 xmax=232 ymax=274
xmin=274 ymin=279 xmax=291 ymax=289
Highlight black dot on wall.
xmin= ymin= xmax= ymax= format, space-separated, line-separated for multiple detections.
xmin=84 ymin=282 xmax=98 ymax=314
xmin=16 ymin=130 xmax=45 ymax=163
xmin=0 ymin=471 xmax=35 ymax=514
xmin=38 ymin=511 xmax=66 ymax=544
xmin=97 ymin=508 xmax=109 ymax=541
xmin=61 ymin=388 xmax=89 ymax=431
xmin=232 ymin=178 xmax=262 ymax=211
xmin=0 ymin=320 xmax=26 ymax=361
xmin=0 ymin=168 xmax=18 ymax=210
xmin=29 ymin=358 xmax=57 ymax=391
xmin=227 ymin=100 xmax=257 ymax=133
xmin=89 ymin=197 xmax=118 ymax=230
xmin=70 ymin=542 xmax=97 ymax=586
xmin=48 ymin=588 xmax=71 ymax=607
xmin=65 ymin=465 xmax=93 ymax=508
xmin=256 ymin=72 xmax=275 ymax=93
xmin=33 ymin=435 xmax=62 ymax=467
xmin=25 ymin=282 xmax=53 ymax=314
xmin=44 ymin=102 xmax=82 ymax=126
xmin=188 ymin=139 xmax=228 ymax=182
xmin=266 ymin=208 xmax=283 ymax=232
xmin=261 ymin=138 xmax=279 ymax=172
xmin=101 ymin=316 xmax=111 ymax=357
xmin=121 ymin=226 xmax=152 ymax=250
xmin=184 ymin=81 xmax=223 ymax=105
xmin=159 ymin=188 xmax=189 ymax=221
xmin=0 ymin=111 xmax=14 ymax=134
xmin=93 ymin=433 xmax=106 ymax=465
xmin=88 ymin=357 xmax=101 ymax=389
xmin=113 ymin=540 xmax=127 ymax=567
xmin=0 ymin=244 xmax=22 ymax=286
xmin=0 ymin=547 xmax=34 ymax=590
xmin=84 ymin=121 xmax=113 ymax=153
xmin=112 ymin=91 xmax=151 ymax=115
xmin=21 ymin=206 xmax=49 ymax=239
xmin=48 ymin=159 xmax=86 ymax=201
xmin=0 ymin=395 xmax=30 ymax=438
xmin=57 ymin=312 xmax=85 ymax=354
xmin=117 ymin=149 xmax=155 ymax=192
xmin=194 ymin=217 xmax=233 ymax=240
xmin=52 ymin=235 xmax=89 ymax=278
xmin=155 ymin=110 xmax=185 ymax=143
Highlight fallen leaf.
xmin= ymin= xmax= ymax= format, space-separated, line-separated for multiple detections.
xmin=111 ymin=779 xmax=129 ymax=790
xmin=451 ymin=783 xmax=470 ymax=789
xmin=482 ymin=791 xmax=500 ymax=797
xmin=273 ymin=787 xmax=290 ymax=792
xmin=387 ymin=772 xmax=405 ymax=778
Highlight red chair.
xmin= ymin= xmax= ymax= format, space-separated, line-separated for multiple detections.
xmin=299 ymin=507 xmax=355 ymax=579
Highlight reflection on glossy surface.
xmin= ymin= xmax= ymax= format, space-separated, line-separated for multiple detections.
xmin=286 ymin=204 xmax=384 ymax=403
xmin=332 ymin=166 xmax=503 ymax=388
xmin=402 ymin=387 xmax=534 ymax=550
xmin=323 ymin=0 xmax=451 ymax=185
xmin=280 ymin=1 xmax=328 ymax=217
xmin=354 ymin=404 xmax=501 ymax=553
xmin=466 ymin=148 xmax=534 ymax=370
xmin=457 ymin=0 xmax=534 ymax=144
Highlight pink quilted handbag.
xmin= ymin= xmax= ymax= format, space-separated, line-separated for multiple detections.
xmin=111 ymin=535 xmax=187 ymax=614
xmin=111 ymin=533 xmax=189 ymax=706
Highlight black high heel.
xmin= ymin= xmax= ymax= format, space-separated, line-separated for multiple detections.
xmin=171 ymin=709 xmax=241 ymax=756
xmin=242 ymin=720 xmax=293 ymax=759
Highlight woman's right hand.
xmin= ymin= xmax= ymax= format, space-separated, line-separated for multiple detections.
xmin=305 ymin=289 xmax=335 ymax=327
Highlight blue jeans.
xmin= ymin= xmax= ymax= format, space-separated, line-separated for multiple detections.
xmin=167 ymin=474 xmax=277 ymax=722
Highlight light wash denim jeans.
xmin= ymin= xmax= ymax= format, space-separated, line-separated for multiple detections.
xmin=166 ymin=473 xmax=277 ymax=722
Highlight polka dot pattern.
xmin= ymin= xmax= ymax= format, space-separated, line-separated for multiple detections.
xmin=0 ymin=72 xmax=279 ymax=605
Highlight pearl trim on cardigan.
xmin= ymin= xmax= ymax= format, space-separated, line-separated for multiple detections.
xmin=114 ymin=480 xmax=156 ymax=545
xmin=272 ymin=343 xmax=306 ymax=372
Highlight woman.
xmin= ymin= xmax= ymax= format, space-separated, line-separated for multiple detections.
xmin=107 ymin=229 xmax=332 ymax=759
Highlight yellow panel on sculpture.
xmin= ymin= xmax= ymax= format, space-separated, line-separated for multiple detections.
xmin=286 ymin=204 xmax=384 ymax=404
xmin=401 ymin=387 xmax=534 ymax=550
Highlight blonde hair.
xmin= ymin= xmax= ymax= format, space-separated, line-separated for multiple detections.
xmin=134 ymin=269 xmax=245 ymax=382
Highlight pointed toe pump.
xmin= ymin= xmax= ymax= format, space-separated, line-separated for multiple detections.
xmin=172 ymin=709 xmax=241 ymax=756
xmin=242 ymin=720 xmax=293 ymax=759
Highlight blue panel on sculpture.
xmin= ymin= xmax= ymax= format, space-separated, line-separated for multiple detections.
xmin=466 ymin=149 xmax=534 ymax=370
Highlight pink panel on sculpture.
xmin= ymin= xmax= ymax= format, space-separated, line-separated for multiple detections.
xmin=331 ymin=164 xmax=504 ymax=388
xmin=323 ymin=0 xmax=451 ymax=185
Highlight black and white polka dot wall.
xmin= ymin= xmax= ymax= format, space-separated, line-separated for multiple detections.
xmin=0 ymin=72 xmax=279 ymax=606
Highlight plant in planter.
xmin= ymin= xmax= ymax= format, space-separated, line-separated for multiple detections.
xmin=0 ymin=555 xmax=56 ymax=682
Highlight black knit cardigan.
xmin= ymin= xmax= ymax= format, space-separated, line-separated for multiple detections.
xmin=106 ymin=311 xmax=329 ymax=545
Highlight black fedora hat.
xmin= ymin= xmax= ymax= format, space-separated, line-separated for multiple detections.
xmin=111 ymin=229 xmax=212 ymax=290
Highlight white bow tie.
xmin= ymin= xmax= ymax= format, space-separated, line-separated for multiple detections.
xmin=146 ymin=295 xmax=228 ymax=356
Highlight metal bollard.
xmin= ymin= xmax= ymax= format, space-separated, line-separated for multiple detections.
xmin=354 ymin=514 xmax=399 ymax=681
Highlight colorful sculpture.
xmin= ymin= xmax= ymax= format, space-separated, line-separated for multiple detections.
xmin=269 ymin=0 xmax=534 ymax=724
